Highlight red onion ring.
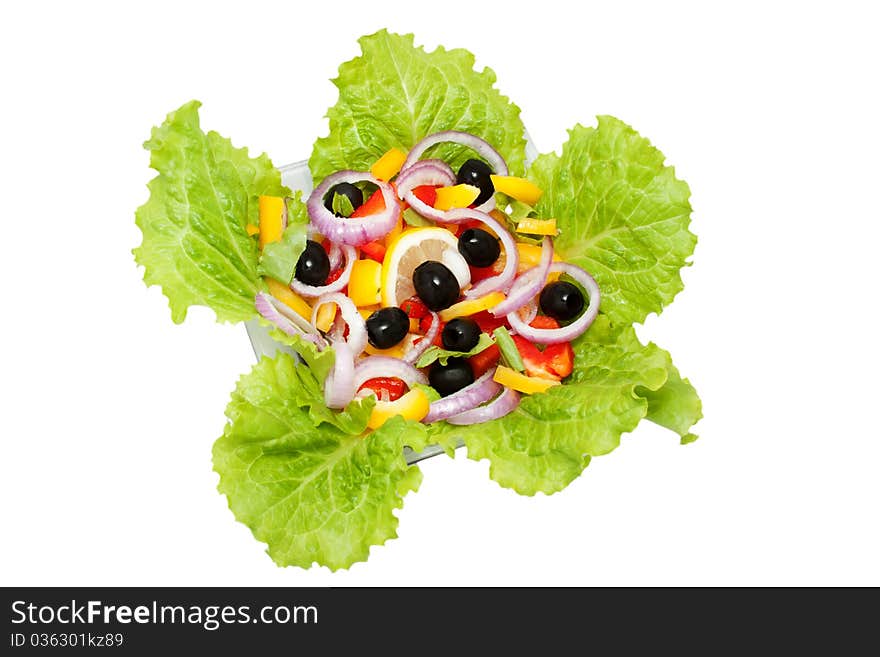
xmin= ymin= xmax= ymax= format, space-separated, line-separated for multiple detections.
xmin=516 ymin=298 xmax=538 ymax=327
xmin=446 ymin=387 xmax=521 ymax=425
xmin=353 ymin=356 xmax=428 ymax=393
xmin=490 ymin=237 xmax=553 ymax=316
xmin=396 ymin=159 xmax=456 ymax=222
xmin=402 ymin=130 xmax=509 ymax=177
xmin=311 ymin=292 xmax=367 ymax=356
xmin=290 ymin=244 xmax=356 ymax=297
xmin=506 ymin=262 xmax=601 ymax=344
xmin=307 ymin=170 xmax=400 ymax=246
xmin=442 ymin=208 xmax=519 ymax=298
xmin=396 ymin=159 xmax=456 ymax=192
xmin=324 ymin=340 xmax=355 ymax=409
xmin=403 ymin=311 xmax=439 ymax=364
xmin=327 ymin=241 xmax=343 ymax=271
xmin=422 ymin=368 xmax=501 ymax=424
xmin=255 ymin=292 xmax=325 ymax=347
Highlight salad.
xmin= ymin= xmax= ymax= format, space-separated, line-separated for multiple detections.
xmin=134 ymin=30 xmax=701 ymax=570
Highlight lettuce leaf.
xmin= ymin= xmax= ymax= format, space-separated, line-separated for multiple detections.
xmin=415 ymin=332 xmax=494 ymax=368
xmin=134 ymin=101 xmax=288 ymax=323
xmin=266 ymin=329 xmax=336 ymax=385
xmin=257 ymin=193 xmax=309 ymax=285
xmin=310 ymin=30 xmax=526 ymax=182
xmin=428 ymin=316 xmax=698 ymax=495
xmin=528 ymin=117 xmax=696 ymax=326
xmin=213 ymin=352 xmax=428 ymax=570
xmin=641 ymin=360 xmax=703 ymax=445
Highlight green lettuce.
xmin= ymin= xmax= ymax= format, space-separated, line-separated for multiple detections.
xmin=528 ymin=117 xmax=697 ymax=326
xmin=266 ymin=329 xmax=336 ymax=385
xmin=415 ymin=332 xmax=494 ymax=368
xmin=256 ymin=193 xmax=309 ymax=285
xmin=134 ymin=101 xmax=288 ymax=323
xmin=428 ymin=317 xmax=686 ymax=495
xmin=641 ymin=360 xmax=703 ymax=445
xmin=213 ymin=352 xmax=428 ymax=570
xmin=309 ymin=30 xmax=527 ymax=182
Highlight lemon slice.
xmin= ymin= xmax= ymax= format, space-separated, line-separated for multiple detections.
xmin=381 ymin=227 xmax=460 ymax=307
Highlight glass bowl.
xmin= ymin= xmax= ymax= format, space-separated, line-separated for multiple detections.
xmin=246 ymin=141 xmax=538 ymax=464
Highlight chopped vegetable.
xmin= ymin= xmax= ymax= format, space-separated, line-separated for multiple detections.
xmin=359 ymin=240 xmax=387 ymax=263
xmin=511 ymin=334 xmax=560 ymax=380
xmin=246 ymin=223 xmax=260 ymax=236
xmin=348 ymin=259 xmax=383 ymax=306
xmin=416 ymin=332 xmax=495 ymax=368
xmin=265 ymin=278 xmax=312 ymax=320
xmin=516 ymin=242 xmax=560 ymax=269
xmin=467 ymin=342 xmax=501 ymax=378
xmin=456 ymin=159 xmax=496 ymax=206
xmin=411 ymin=184 xmax=438 ymax=208
xmin=258 ymin=195 xmax=286 ymax=250
xmin=493 ymin=365 xmax=560 ymax=394
xmin=358 ymin=376 xmax=407 ymax=402
xmin=367 ymin=388 xmax=430 ymax=430
xmin=493 ymin=326 xmax=524 ymax=372
xmin=490 ymin=175 xmax=543 ymax=205
xmin=438 ymin=291 xmax=506 ymax=321
xmin=370 ymin=147 xmax=407 ymax=181
xmin=433 ymin=184 xmax=480 ymax=210
xmin=516 ymin=218 xmax=558 ymax=236
xmin=351 ymin=188 xmax=386 ymax=217
xmin=313 ymin=301 xmax=336 ymax=332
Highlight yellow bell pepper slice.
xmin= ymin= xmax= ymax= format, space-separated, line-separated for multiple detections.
xmin=257 ymin=195 xmax=286 ymax=249
xmin=348 ymin=259 xmax=382 ymax=307
xmin=434 ymin=184 xmax=480 ymax=211
xmin=364 ymin=341 xmax=408 ymax=359
xmin=313 ymin=302 xmax=336 ymax=332
xmin=489 ymin=175 xmax=543 ymax=205
xmin=246 ymin=223 xmax=260 ymax=236
xmin=265 ymin=278 xmax=312 ymax=320
xmin=358 ymin=305 xmax=381 ymax=321
xmin=516 ymin=218 xmax=558 ymax=236
xmin=367 ymin=388 xmax=431 ymax=430
xmin=438 ymin=291 xmax=506 ymax=322
xmin=516 ymin=243 xmax=561 ymax=269
xmin=493 ymin=365 xmax=561 ymax=394
xmin=370 ymin=147 xmax=407 ymax=181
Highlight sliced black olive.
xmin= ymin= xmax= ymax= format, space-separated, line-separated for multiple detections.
xmin=458 ymin=228 xmax=500 ymax=267
xmin=429 ymin=358 xmax=475 ymax=396
xmin=456 ymin=159 xmax=495 ymax=206
xmin=412 ymin=261 xmax=460 ymax=311
xmin=366 ymin=307 xmax=410 ymax=349
xmin=323 ymin=182 xmax=363 ymax=216
xmin=539 ymin=281 xmax=585 ymax=322
xmin=295 ymin=239 xmax=331 ymax=286
xmin=442 ymin=318 xmax=481 ymax=352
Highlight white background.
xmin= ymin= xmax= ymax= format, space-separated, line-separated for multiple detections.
xmin=1 ymin=1 xmax=878 ymax=586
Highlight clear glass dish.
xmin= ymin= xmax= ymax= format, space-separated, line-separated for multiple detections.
xmin=247 ymin=141 xmax=538 ymax=464
xmin=243 ymin=161 xmax=448 ymax=464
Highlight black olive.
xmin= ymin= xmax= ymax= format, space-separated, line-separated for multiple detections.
xmin=366 ymin=307 xmax=410 ymax=349
xmin=539 ymin=281 xmax=586 ymax=322
xmin=456 ymin=159 xmax=495 ymax=206
xmin=429 ymin=358 xmax=475 ymax=397
xmin=295 ymin=240 xmax=331 ymax=286
xmin=457 ymin=228 xmax=501 ymax=267
xmin=323 ymin=182 xmax=363 ymax=216
xmin=442 ymin=318 xmax=481 ymax=352
xmin=412 ymin=261 xmax=460 ymax=311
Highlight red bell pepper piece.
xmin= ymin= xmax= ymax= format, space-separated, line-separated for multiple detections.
xmin=468 ymin=343 xmax=501 ymax=378
xmin=357 ymin=377 xmax=407 ymax=402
